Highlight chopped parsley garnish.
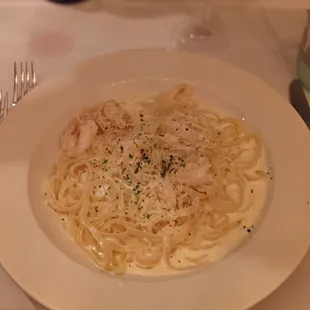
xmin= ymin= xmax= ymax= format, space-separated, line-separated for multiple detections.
xmin=129 ymin=154 xmax=133 ymax=159
xmin=124 ymin=174 xmax=130 ymax=181
xmin=133 ymin=184 xmax=140 ymax=191
xmin=103 ymin=159 xmax=108 ymax=164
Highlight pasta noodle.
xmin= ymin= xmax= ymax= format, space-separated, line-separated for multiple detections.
xmin=45 ymin=84 xmax=266 ymax=274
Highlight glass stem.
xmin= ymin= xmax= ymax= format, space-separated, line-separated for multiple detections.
xmin=199 ymin=3 xmax=217 ymax=33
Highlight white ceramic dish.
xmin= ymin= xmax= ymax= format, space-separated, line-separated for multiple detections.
xmin=0 ymin=49 xmax=310 ymax=310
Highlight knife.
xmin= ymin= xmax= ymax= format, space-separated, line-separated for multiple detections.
xmin=289 ymin=79 xmax=310 ymax=129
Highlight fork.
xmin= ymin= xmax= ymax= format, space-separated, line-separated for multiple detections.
xmin=13 ymin=61 xmax=37 ymax=107
xmin=0 ymin=91 xmax=9 ymax=123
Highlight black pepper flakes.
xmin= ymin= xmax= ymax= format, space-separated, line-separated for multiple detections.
xmin=134 ymin=162 xmax=141 ymax=174
xmin=161 ymin=159 xmax=168 ymax=177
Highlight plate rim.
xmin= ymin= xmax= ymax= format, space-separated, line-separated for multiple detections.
xmin=0 ymin=48 xmax=310 ymax=310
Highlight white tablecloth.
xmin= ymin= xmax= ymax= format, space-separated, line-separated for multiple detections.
xmin=0 ymin=1 xmax=309 ymax=309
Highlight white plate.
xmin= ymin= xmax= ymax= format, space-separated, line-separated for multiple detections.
xmin=1 ymin=49 xmax=310 ymax=310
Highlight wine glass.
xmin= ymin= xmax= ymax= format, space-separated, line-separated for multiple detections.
xmin=171 ymin=0 xmax=230 ymax=57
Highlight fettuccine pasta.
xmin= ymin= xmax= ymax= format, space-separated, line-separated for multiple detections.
xmin=45 ymin=84 xmax=266 ymax=274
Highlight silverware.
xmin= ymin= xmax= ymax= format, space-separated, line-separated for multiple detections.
xmin=289 ymin=79 xmax=310 ymax=129
xmin=13 ymin=61 xmax=36 ymax=107
xmin=0 ymin=90 xmax=9 ymax=123
xmin=0 ymin=62 xmax=37 ymax=124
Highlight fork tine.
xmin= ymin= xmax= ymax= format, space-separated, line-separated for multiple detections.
xmin=0 ymin=90 xmax=2 ymax=120
xmin=31 ymin=62 xmax=36 ymax=88
xmin=13 ymin=62 xmax=18 ymax=107
xmin=25 ymin=62 xmax=30 ymax=94
xmin=4 ymin=91 xmax=9 ymax=118
xmin=20 ymin=61 xmax=25 ymax=98
xmin=0 ymin=91 xmax=10 ymax=123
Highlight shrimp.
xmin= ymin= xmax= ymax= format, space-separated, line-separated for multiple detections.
xmin=94 ymin=100 xmax=132 ymax=132
xmin=176 ymin=160 xmax=212 ymax=187
xmin=60 ymin=119 xmax=98 ymax=157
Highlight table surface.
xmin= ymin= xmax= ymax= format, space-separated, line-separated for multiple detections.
xmin=0 ymin=1 xmax=309 ymax=309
